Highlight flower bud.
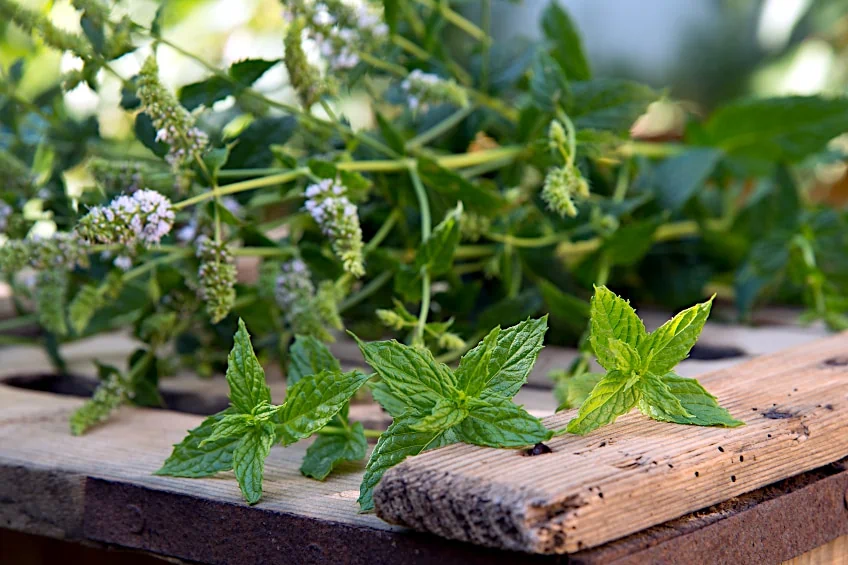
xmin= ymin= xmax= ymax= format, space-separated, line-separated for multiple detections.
xmin=137 ymin=56 xmax=209 ymax=169
xmin=196 ymin=236 xmax=236 ymax=323
xmin=303 ymin=178 xmax=364 ymax=277
xmin=542 ymin=165 xmax=590 ymax=218
xmin=401 ymin=70 xmax=468 ymax=113
xmin=548 ymin=120 xmax=567 ymax=150
xmin=376 ymin=308 xmax=406 ymax=330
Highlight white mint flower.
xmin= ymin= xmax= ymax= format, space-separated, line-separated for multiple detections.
xmin=302 ymin=178 xmax=364 ymax=277
xmin=401 ymin=69 xmax=469 ymax=113
xmin=113 ymin=256 xmax=133 ymax=271
xmin=76 ymin=189 xmax=175 ymax=248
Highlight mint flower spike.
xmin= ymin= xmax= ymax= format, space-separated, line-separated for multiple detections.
xmin=275 ymin=259 xmax=341 ymax=342
xmin=137 ymin=56 xmax=209 ymax=169
xmin=0 ymin=0 xmax=92 ymax=58
xmin=286 ymin=0 xmax=389 ymax=72
xmin=0 ymin=232 xmax=89 ymax=273
xmin=76 ymin=189 xmax=175 ymax=248
xmin=541 ymin=164 xmax=590 ymax=218
xmin=401 ymin=70 xmax=469 ymax=113
xmin=303 ymin=178 xmax=365 ymax=278
xmin=196 ymin=236 xmax=237 ymax=323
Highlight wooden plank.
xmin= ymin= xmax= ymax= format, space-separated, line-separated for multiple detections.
xmin=0 ymin=385 xmax=546 ymax=565
xmin=785 ymin=535 xmax=848 ymax=565
xmin=1 ymin=381 xmax=848 ymax=564
xmin=373 ymin=331 xmax=848 ymax=554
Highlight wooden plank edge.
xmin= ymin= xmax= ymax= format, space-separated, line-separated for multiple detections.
xmin=2 ymin=457 xmax=846 ymax=565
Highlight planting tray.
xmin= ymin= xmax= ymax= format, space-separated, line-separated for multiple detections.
xmin=0 ymin=313 xmax=846 ymax=564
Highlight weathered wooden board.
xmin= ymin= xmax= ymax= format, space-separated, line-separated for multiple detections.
xmin=374 ymin=331 xmax=848 ymax=554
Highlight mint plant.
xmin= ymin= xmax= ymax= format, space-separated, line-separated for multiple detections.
xmin=0 ymin=0 xmax=842 ymax=514
xmin=566 ymin=287 xmax=742 ymax=435
xmin=354 ymin=316 xmax=551 ymax=511
xmin=157 ymin=320 xmax=369 ymax=504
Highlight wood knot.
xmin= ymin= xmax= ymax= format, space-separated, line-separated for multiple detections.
xmin=822 ymin=356 xmax=848 ymax=367
xmin=523 ymin=443 xmax=553 ymax=456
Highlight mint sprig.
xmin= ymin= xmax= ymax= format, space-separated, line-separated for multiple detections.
xmin=157 ymin=320 xmax=370 ymax=504
xmin=354 ymin=316 xmax=552 ymax=511
xmin=566 ymin=286 xmax=743 ymax=435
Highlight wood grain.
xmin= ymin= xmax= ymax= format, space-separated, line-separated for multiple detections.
xmin=374 ymin=331 xmax=848 ymax=554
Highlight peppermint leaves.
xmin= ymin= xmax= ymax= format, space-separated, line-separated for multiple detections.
xmin=354 ymin=316 xmax=551 ymax=511
xmin=156 ymin=320 xmax=368 ymax=504
xmin=566 ymin=286 xmax=742 ymax=435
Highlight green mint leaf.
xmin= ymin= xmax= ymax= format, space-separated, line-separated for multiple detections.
xmin=554 ymin=371 xmax=604 ymax=411
xmin=639 ymin=372 xmax=744 ymax=427
xmin=300 ymin=422 xmax=368 ymax=480
xmin=353 ymin=336 xmax=456 ymax=413
xmin=274 ymin=369 xmax=370 ymax=445
xmin=541 ymin=1 xmax=590 ymax=81
xmin=198 ymin=413 xmax=255 ymax=447
xmin=358 ymin=417 xmax=451 ymax=512
xmin=226 ymin=319 xmax=272 ymax=414
xmin=636 ymin=372 xmax=691 ymax=419
xmin=418 ymin=203 xmax=462 ymax=277
xmin=455 ymin=316 xmax=548 ymax=401
xmin=368 ymin=380 xmax=408 ymax=418
xmin=455 ymin=397 xmax=551 ymax=447
xmin=155 ymin=409 xmax=240 ymax=477
xmin=590 ymin=285 xmax=647 ymax=370
xmin=233 ymin=422 xmax=276 ymax=505
xmin=607 ymin=339 xmax=642 ymax=371
xmin=409 ymin=398 xmax=468 ymax=432
xmin=288 ymin=334 xmax=341 ymax=386
xmin=566 ymin=370 xmax=639 ymax=435
xmin=641 ymin=296 xmax=713 ymax=375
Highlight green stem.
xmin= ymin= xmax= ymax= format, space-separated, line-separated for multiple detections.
xmin=319 ymin=425 xmax=383 ymax=439
xmin=232 ymin=247 xmax=296 ymax=258
xmin=217 ymin=168 xmax=289 ymax=178
xmin=406 ymin=105 xmax=476 ymax=151
xmin=365 ymin=209 xmax=401 ymax=254
xmin=409 ymin=165 xmax=432 ymax=344
xmin=414 ymin=0 xmax=489 ymax=42
xmin=173 ymin=169 xmax=308 ymax=210
xmin=339 ymin=270 xmax=393 ymax=313
xmin=122 ymin=250 xmax=193 ymax=282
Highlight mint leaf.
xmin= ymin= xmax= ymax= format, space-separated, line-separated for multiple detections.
xmin=227 ymin=319 xmax=272 ymax=414
xmin=455 ymin=397 xmax=551 ymax=447
xmin=636 ymin=372 xmax=691 ymax=419
xmin=571 ymin=287 xmax=740 ymax=435
xmin=566 ymin=371 xmax=639 ymax=435
xmin=607 ymin=338 xmax=641 ymax=371
xmin=639 ymin=373 xmax=744 ymax=427
xmin=233 ymin=422 xmax=276 ymax=504
xmin=541 ymin=1 xmax=590 ymax=81
xmin=419 ymin=203 xmax=462 ymax=277
xmin=274 ymin=369 xmax=370 ymax=445
xmin=156 ymin=409 xmax=239 ymax=478
xmin=301 ymin=422 xmax=368 ymax=480
xmin=590 ymin=286 xmax=647 ymax=370
xmin=368 ymin=380 xmax=408 ymax=418
xmin=555 ymin=371 xmax=604 ymax=411
xmin=198 ymin=413 xmax=254 ymax=447
xmin=354 ymin=337 xmax=456 ymax=412
xmin=288 ymin=335 xmax=341 ymax=386
xmin=358 ymin=417 xmax=450 ymax=512
xmin=641 ymin=296 xmax=713 ymax=375
xmin=409 ymin=398 xmax=467 ymax=432
xmin=456 ymin=316 xmax=549 ymax=400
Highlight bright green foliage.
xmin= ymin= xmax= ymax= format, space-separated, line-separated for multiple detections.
xmin=353 ymin=316 xmax=552 ymax=511
xmin=566 ymin=287 xmax=742 ymax=435
xmin=157 ymin=320 xmax=369 ymax=504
